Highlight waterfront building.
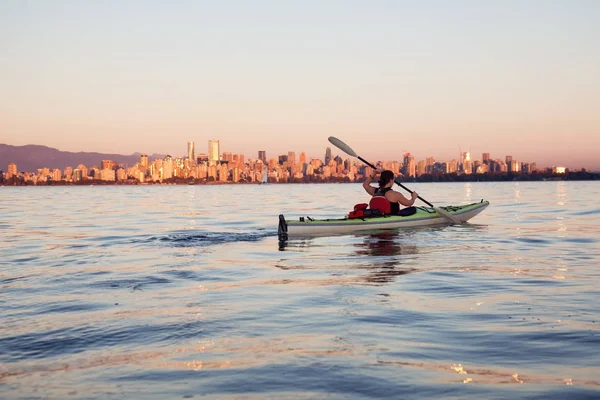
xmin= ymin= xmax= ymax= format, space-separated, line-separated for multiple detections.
xmin=197 ymin=153 xmax=208 ymax=164
xmin=222 ymin=152 xmax=233 ymax=162
xmin=324 ymin=147 xmax=332 ymax=165
xmin=187 ymin=141 xmax=195 ymax=164
xmin=299 ymin=152 xmax=306 ymax=164
xmin=162 ymin=156 xmax=173 ymax=180
xmin=447 ymin=160 xmax=458 ymax=173
xmin=101 ymin=160 xmax=115 ymax=170
xmin=288 ymin=152 xmax=296 ymax=166
xmin=258 ymin=151 xmax=266 ymax=164
xmin=7 ymin=162 xmax=17 ymax=178
xmin=116 ymin=168 xmax=127 ymax=181
xmin=510 ymin=160 xmax=521 ymax=173
xmin=100 ymin=169 xmax=116 ymax=181
xmin=417 ymin=160 xmax=426 ymax=176
xmin=402 ymin=153 xmax=416 ymax=178
xmin=64 ymin=167 xmax=73 ymax=182
xmin=208 ymin=140 xmax=220 ymax=163
xmin=140 ymin=154 xmax=148 ymax=169
xmin=52 ymin=169 xmax=62 ymax=181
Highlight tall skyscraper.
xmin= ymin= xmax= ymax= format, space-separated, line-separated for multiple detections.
xmin=208 ymin=140 xmax=220 ymax=162
xmin=402 ymin=153 xmax=415 ymax=177
xmin=482 ymin=153 xmax=490 ymax=164
xmin=7 ymin=162 xmax=17 ymax=178
xmin=505 ymin=155 xmax=513 ymax=171
xmin=187 ymin=142 xmax=195 ymax=164
xmin=299 ymin=152 xmax=307 ymax=164
xmin=288 ymin=151 xmax=296 ymax=166
xmin=325 ymin=147 xmax=332 ymax=165
xmin=140 ymin=154 xmax=148 ymax=169
xmin=258 ymin=151 xmax=266 ymax=164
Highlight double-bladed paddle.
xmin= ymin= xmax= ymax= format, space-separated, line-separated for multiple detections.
xmin=328 ymin=136 xmax=462 ymax=224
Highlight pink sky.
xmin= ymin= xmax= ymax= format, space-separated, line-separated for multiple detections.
xmin=1 ymin=1 xmax=599 ymax=170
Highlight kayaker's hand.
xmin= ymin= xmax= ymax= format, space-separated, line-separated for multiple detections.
xmin=411 ymin=191 xmax=419 ymax=199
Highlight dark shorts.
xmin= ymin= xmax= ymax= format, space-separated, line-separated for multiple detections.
xmin=398 ymin=206 xmax=417 ymax=216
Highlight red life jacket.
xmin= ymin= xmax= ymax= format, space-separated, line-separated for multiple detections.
xmin=369 ymin=187 xmax=398 ymax=215
xmin=369 ymin=196 xmax=391 ymax=214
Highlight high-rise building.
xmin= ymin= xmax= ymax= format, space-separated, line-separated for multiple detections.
xmin=530 ymin=162 xmax=537 ymax=172
xmin=482 ymin=153 xmax=490 ymax=164
xmin=325 ymin=147 xmax=332 ymax=165
xmin=140 ymin=154 xmax=148 ymax=169
xmin=505 ymin=155 xmax=513 ymax=171
xmin=163 ymin=156 xmax=174 ymax=180
xmin=75 ymin=164 xmax=87 ymax=179
xmin=101 ymin=160 xmax=115 ymax=170
xmin=402 ymin=153 xmax=415 ymax=177
xmin=299 ymin=152 xmax=307 ymax=164
xmin=7 ymin=163 xmax=17 ymax=178
xmin=222 ymin=152 xmax=233 ymax=162
xmin=417 ymin=160 xmax=426 ymax=176
xmin=197 ymin=153 xmax=209 ymax=164
xmin=258 ymin=151 xmax=266 ymax=164
xmin=447 ymin=159 xmax=458 ymax=174
xmin=64 ymin=167 xmax=73 ymax=182
xmin=288 ymin=152 xmax=296 ymax=166
xmin=510 ymin=160 xmax=521 ymax=172
xmin=187 ymin=142 xmax=195 ymax=164
xmin=208 ymin=140 xmax=220 ymax=163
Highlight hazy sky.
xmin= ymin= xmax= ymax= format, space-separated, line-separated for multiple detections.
xmin=1 ymin=0 xmax=599 ymax=169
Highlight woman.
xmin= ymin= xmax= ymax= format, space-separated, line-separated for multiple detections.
xmin=362 ymin=169 xmax=418 ymax=215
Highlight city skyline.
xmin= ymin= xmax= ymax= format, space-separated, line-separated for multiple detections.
xmin=1 ymin=1 xmax=599 ymax=169
xmin=0 ymin=138 xmax=591 ymax=171
xmin=3 ymin=137 xmax=584 ymax=185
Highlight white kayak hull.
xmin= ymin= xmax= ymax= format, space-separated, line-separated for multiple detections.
xmin=279 ymin=200 xmax=489 ymax=237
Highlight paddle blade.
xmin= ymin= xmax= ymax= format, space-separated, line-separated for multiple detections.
xmin=434 ymin=207 xmax=463 ymax=225
xmin=328 ymin=136 xmax=357 ymax=157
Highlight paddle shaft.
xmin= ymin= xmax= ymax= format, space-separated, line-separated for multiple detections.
xmin=358 ymin=156 xmax=434 ymax=208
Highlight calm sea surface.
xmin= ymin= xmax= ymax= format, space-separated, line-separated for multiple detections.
xmin=1 ymin=182 xmax=599 ymax=399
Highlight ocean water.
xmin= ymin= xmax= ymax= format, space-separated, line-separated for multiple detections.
xmin=1 ymin=181 xmax=599 ymax=399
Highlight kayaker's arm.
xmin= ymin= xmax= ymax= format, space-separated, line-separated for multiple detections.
xmin=362 ymin=172 xmax=378 ymax=196
xmin=387 ymin=190 xmax=419 ymax=207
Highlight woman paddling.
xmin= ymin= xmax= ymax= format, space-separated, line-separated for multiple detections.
xmin=363 ymin=169 xmax=418 ymax=215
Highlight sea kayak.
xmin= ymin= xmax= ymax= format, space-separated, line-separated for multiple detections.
xmin=278 ymin=200 xmax=489 ymax=237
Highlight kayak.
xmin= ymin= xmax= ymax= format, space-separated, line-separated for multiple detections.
xmin=278 ymin=200 xmax=489 ymax=237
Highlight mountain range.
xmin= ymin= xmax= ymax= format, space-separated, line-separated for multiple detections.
xmin=0 ymin=144 xmax=164 ymax=173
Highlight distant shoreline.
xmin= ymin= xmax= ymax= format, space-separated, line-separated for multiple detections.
xmin=1 ymin=171 xmax=598 ymax=186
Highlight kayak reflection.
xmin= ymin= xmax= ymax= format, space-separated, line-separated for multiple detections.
xmin=277 ymin=230 xmax=422 ymax=285
xmin=352 ymin=231 xmax=419 ymax=284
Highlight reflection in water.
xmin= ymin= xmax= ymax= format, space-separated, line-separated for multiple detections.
xmin=464 ymin=182 xmax=472 ymax=202
xmin=277 ymin=231 xmax=419 ymax=285
xmin=556 ymin=181 xmax=568 ymax=206
xmin=353 ymin=231 xmax=418 ymax=284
